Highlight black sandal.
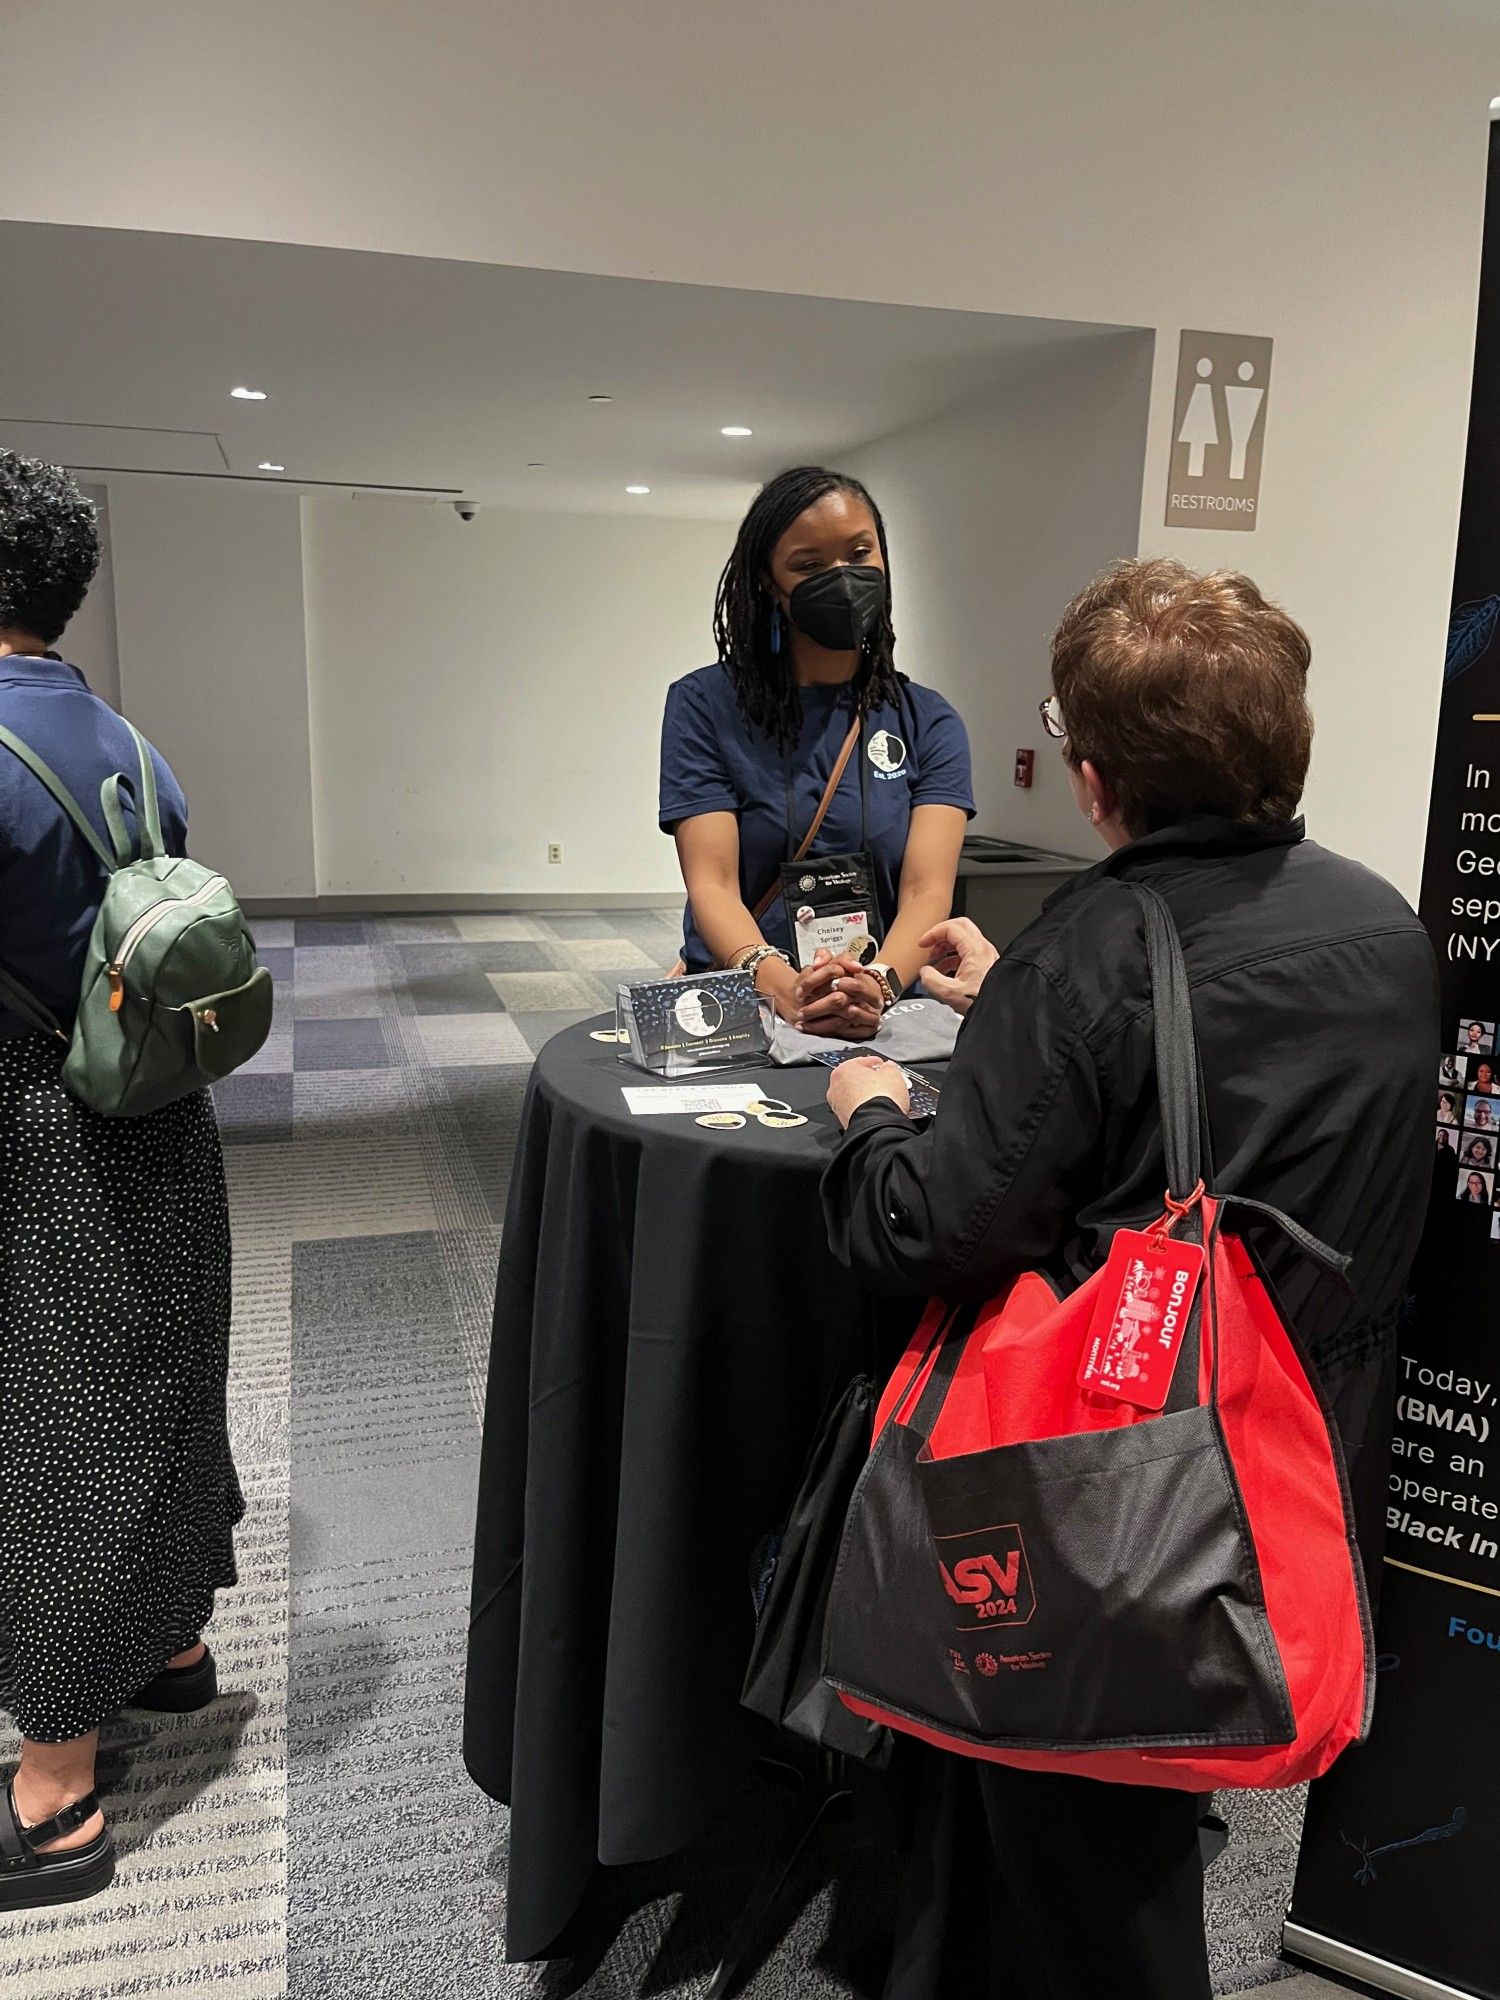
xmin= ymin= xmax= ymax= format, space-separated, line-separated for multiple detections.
xmin=0 ymin=1778 xmax=115 ymax=1911
xmin=128 ymin=1646 xmax=218 ymax=1714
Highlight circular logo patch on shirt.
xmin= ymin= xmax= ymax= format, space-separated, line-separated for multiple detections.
xmin=799 ymin=874 xmax=817 ymax=894
xmin=674 ymin=988 xmax=726 ymax=1038
xmin=868 ymin=730 xmax=908 ymax=775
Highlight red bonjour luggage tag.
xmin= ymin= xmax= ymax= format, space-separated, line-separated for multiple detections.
xmin=1079 ymin=1189 xmax=1205 ymax=1411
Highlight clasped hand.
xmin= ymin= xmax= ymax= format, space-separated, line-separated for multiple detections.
xmin=784 ymin=949 xmax=885 ymax=1040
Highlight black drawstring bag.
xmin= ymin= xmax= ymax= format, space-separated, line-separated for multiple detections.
xmin=741 ymin=1371 xmax=893 ymax=1765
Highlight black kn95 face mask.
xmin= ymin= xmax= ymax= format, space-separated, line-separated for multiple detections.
xmin=786 ymin=564 xmax=886 ymax=652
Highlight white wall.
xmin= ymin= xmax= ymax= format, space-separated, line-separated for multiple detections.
xmin=301 ymin=498 xmax=726 ymax=897
xmin=106 ymin=476 xmax=317 ymax=896
xmin=10 ymin=0 xmax=1498 ymax=896
xmin=92 ymin=375 xmax=1151 ymax=907
xmin=60 ymin=483 xmax=122 ymax=711
xmin=847 ymin=332 xmax=1155 ymax=856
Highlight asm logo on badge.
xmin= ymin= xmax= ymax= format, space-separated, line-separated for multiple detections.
xmin=936 ymin=1524 xmax=1036 ymax=1630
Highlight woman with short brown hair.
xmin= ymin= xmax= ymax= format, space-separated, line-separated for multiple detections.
xmin=822 ymin=557 xmax=1437 ymax=1999
xmin=1049 ymin=560 xmax=1313 ymax=832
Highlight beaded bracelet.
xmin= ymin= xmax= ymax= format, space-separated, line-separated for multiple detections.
xmin=731 ymin=943 xmax=792 ymax=982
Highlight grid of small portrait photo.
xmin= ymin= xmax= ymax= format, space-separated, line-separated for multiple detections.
xmin=1440 ymin=1051 xmax=1469 ymax=1089
xmin=1465 ymin=1094 xmax=1499 ymax=1138
xmin=1459 ymin=1017 xmax=1496 ymax=1058
xmin=1458 ymin=1166 xmax=1493 ymax=1206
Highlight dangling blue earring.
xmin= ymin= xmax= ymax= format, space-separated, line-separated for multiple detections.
xmin=769 ymin=603 xmax=783 ymax=655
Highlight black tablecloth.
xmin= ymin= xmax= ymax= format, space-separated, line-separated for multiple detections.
xmin=463 ymin=1019 xmax=922 ymax=1960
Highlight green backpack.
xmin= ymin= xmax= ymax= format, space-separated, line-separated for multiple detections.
xmin=0 ymin=720 xmax=273 ymax=1117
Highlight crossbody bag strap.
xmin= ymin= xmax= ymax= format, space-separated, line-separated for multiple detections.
xmin=748 ymin=717 xmax=862 ymax=928
xmin=0 ymin=722 xmax=119 ymax=873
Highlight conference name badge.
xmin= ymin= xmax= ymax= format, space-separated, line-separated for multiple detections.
xmin=778 ymin=850 xmax=880 ymax=972
xmin=1078 ymin=1228 xmax=1204 ymax=1411
xmin=792 ymin=905 xmax=875 ymax=969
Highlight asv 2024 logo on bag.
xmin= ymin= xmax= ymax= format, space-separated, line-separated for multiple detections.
xmin=936 ymin=1523 xmax=1036 ymax=1630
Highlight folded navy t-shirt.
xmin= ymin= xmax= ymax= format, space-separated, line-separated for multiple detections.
xmin=659 ymin=663 xmax=974 ymax=972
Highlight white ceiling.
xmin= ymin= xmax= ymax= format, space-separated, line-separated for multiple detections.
xmin=1 ymin=223 xmax=1137 ymax=520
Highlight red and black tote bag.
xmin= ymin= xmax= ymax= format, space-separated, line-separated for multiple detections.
xmin=821 ymin=883 xmax=1376 ymax=1792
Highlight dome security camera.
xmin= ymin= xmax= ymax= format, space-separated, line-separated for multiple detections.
xmin=453 ymin=501 xmax=480 ymax=522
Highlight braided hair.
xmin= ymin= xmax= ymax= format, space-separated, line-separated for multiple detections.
xmin=712 ymin=466 xmax=900 ymax=751
xmin=0 ymin=454 xmax=100 ymax=645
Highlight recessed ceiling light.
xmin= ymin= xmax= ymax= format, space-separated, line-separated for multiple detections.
xmin=588 ymin=394 xmax=614 ymax=404
xmin=625 ymin=484 xmax=651 ymax=495
xmin=721 ymin=426 xmax=753 ymax=437
xmin=231 ymin=385 xmax=267 ymax=401
xmin=258 ymin=461 xmax=285 ymax=472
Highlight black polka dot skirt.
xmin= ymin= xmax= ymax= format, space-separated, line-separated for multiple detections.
xmin=0 ymin=1032 xmax=244 ymax=1743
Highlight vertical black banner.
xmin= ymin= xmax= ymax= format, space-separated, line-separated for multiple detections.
xmin=1285 ymin=120 xmax=1500 ymax=1998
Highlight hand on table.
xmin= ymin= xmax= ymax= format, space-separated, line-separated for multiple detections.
xmin=793 ymin=950 xmax=885 ymax=1041
xmin=827 ymin=1055 xmax=911 ymax=1129
xmin=919 ymin=918 xmax=999 ymax=1016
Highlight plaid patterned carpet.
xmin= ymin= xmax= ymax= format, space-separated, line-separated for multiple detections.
xmin=0 ymin=909 xmax=1329 ymax=1999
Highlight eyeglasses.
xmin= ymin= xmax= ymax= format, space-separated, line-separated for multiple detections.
xmin=1039 ymin=694 xmax=1066 ymax=741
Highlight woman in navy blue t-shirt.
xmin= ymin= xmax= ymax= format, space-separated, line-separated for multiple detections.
xmin=659 ymin=466 xmax=974 ymax=1040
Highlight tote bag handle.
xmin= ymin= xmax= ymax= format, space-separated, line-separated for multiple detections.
xmin=904 ymin=881 xmax=1213 ymax=1441
xmin=901 ymin=880 xmax=1351 ymax=1443
xmin=1129 ymin=881 xmax=1352 ymax=1287
xmin=1129 ymin=881 xmax=1206 ymax=1203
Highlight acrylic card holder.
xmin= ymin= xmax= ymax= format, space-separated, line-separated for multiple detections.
xmin=616 ymin=970 xmax=774 ymax=1077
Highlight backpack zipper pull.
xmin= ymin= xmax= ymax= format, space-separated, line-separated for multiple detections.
xmin=106 ymin=965 xmax=125 ymax=1013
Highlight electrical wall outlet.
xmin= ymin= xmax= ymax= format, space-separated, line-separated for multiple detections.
xmin=547 ymin=842 xmax=564 ymax=865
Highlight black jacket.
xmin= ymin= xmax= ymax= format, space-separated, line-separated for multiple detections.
xmin=823 ymin=816 xmax=1439 ymax=1574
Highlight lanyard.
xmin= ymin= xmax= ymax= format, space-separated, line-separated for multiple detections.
xmin=783 ymin=698 xmax=869 ymax=861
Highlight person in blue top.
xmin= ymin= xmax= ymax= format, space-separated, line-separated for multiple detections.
xmin=659 ymin=466 xmax=975 ymax=1039
xmin=0 ymin=455 xmax=242 ymax=1911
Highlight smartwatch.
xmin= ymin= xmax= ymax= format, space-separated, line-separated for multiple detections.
xmin=868 ymin=962 xmax=904 ymax=1011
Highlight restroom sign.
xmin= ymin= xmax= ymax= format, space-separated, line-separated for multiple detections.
xmin=1165 ymin=330 xmax=1273 ymax=532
